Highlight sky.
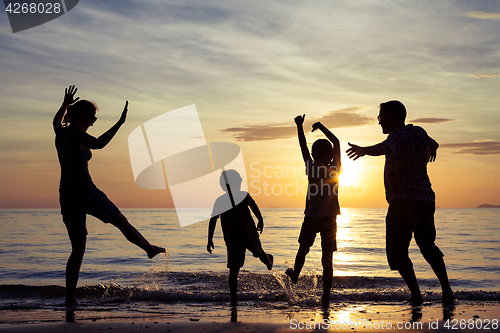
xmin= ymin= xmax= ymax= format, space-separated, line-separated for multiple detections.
xmin=1 ymin=0 xmax=499 ymax=209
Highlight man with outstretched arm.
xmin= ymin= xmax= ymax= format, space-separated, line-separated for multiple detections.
xmin=346 ymin=100 xmax=453 ymax=305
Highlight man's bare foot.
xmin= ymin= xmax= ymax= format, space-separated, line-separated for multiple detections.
xmin=407 ymin=296 xmax=423 ymax=306
xmin=267 ymin=254 xmax=274 ymax=270
xmin=148 ymin=245 xmax=166 ymax=259
xmin=442 ymin=292 xmax=455 ymax=305
xmin=285 ymin=268 xmax=298 ymax=284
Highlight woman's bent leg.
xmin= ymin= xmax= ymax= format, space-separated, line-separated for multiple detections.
xmin=110 ymin=213 xmax=165 ymax=258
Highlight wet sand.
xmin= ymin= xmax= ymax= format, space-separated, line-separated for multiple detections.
xmin=0 ymin=301 xmax=499 ymax=332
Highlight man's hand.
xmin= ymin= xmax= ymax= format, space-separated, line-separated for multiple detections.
xmin=207 ymin=240 xmax=214 ymax=254
xmin=63 ymin=85 xmax=79 ymax=105
xmin=346 ymin=142 xmax=365 ymax=161
xmin=257 ymin=220 xmax=264 ymax=234
xmin=294 ymin=114 xmax=305 ymax=126
xmin=429 ymin=149 xmax=437 ymax=162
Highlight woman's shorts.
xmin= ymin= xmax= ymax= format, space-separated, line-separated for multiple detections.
xmin=60 ymin=187 xmax=121 ymax=239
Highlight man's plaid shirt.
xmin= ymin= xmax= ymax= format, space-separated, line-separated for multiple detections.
xmin=382 ymin=124 xmax=437 ymax=203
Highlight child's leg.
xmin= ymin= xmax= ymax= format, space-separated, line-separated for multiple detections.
xmin=286 ymin=244 xmax=310 ymax=283
xmin=259 ymin=252 xmax=273 ymax=270
xmin=229 ymin=268 xmax=240 ymax=306
xmin=321 ymin=248 xmax=334 ymax=308
xmin=247 ymin=239 xmax=273 ymax=270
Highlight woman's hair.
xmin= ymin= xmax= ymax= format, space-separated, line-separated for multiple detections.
xmin=62 ymin=100 xmax=97 ymax=127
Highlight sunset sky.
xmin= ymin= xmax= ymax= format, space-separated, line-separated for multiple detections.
xmin=1 ymin=0 xmax=499 ymax=209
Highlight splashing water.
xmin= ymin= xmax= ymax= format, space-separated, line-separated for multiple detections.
xmin=128 ymin=250 xmax=170 ymax=298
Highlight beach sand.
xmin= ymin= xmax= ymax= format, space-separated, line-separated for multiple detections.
xmin=0 ymin=301 xmax=499 ymax=332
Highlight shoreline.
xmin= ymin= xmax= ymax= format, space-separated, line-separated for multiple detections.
xmin=1 ymin=301 xmax=499 ymax=332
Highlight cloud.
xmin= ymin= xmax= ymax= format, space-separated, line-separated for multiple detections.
xmin=220 ymin=107 xmax=373 ymax=141
xmin=468 ymin=73 xmax=500 ymax=78
xmin=409 ymin=118 xmax=456 ymax=124
xmin=466 ymin=11 xmax=500 ymax=20
xmin=440 ymin=141 xmax=500 ymax=155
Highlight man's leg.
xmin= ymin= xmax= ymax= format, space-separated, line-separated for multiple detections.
xmin=66 ymin=234 xmax=86 ymax=304
xmin=397 ymin=266 xmax=423 ymax=305
xmin=229 ymin=268 xmax=239 ymax=306
xmin=428 ymin=257 xmax=454 ymax=303
xmin=414 ymin=202 xmax=453 ymax=304
xmin=321 ymin=248 xmax=334 ymax=308
xmin=386 ymin=200 xmax=422 ymax=304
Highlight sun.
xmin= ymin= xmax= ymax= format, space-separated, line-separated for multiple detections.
xmin=339 ymin=154 xmax=360 ymax=186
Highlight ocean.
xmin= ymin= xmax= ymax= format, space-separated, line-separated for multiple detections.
xmin=0 ymin=208 xmax=499 ymax=320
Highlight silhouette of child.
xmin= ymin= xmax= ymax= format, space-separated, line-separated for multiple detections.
xmin=286 ymin=114 xmax=341 ymax=309
xmin=207 ymin=169 xmax=273 ymax=306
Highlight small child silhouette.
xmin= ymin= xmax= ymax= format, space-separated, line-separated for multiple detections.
xmin=207 ymin=169 xmax=273 ymax=306
xmin=286 ymin=114 xmax=341 ymax=309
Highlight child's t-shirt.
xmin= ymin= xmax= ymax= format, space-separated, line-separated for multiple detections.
xmin=304 ymin=161 xmax=341 ymax=217
xmin=211 ymin=192 xmax=259 ymax=246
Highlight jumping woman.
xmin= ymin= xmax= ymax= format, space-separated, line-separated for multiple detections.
xmin=53 ymin=85 xmax=165 ymax=305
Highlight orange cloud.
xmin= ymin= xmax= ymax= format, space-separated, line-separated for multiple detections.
xmin=409 ymin=118 xmax=456 ymax=124
xmin=466 ymin=11 xmax=500 ymax=20
xmin=468 ymin=73 xmax=500 ymax=78
xmin=220 ymin=107 xmax=373 ymax=141
xmin=440 ymin=141 xmax=500 ymax=155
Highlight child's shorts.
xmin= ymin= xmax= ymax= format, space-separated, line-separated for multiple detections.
xmin=298 ymin=215 xmax=337 ymax=251
xmin=60 ymin=187 xmax=121 ymax=239
xmin=226 ymin=238 xmax=264 ymax=269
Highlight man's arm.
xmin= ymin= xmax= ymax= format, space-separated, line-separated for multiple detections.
xmin=73 ymin=101 xmax=128 ymax=149
xmin=346 ymin=142 xmax=388 ymax=160
xmin=312 ymin=122 xmax=341 ymax=169
xmin=429 ymin=136 xmax=439 ymax=163
xmin=249 ymin=200 xmax=264 ymax=234
xmin=207 ymin=216 xmax=218 ymax=253
xmin=294 ymin=115 xmax=312 ymax=164
xmin=53 ymin=85 xmax=79 ymax=133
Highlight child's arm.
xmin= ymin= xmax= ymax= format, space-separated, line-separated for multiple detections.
xmin=295 ymin=114 xmax=312 ymax=164
xmin=249 ymin=200 xmax=264 ymax=233
xmin=312 ymin=122 xmax=341 ymax=170
xmin=207 ymin=216 xmax=218 ymax=253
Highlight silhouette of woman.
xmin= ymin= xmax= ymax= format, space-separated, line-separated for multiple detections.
xmin=53 ymin=85 xmax=165 ymax=305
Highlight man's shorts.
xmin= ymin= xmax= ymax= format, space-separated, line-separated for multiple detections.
xmin=386 ymin=199 xmax=444 ymax=270
xmin=298 ymin=215 xmax=337 ymax=251
xmin=226 ymin=238 xmax=265 ymax=269
xmin=60 ymin=187 xmax=121 ymax=239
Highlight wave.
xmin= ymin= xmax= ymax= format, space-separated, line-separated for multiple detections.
xmin=1 ymin=272 xmax=498 ymax=310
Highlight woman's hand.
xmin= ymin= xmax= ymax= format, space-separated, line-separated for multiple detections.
xmin=118 ymin=101 xmax=128 ymax=125
xmin=63 ymin=85 xmax=79 ymax=105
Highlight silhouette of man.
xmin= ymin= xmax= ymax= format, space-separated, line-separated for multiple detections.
xmin=346 ymin=100 xmax=454 ymax=305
